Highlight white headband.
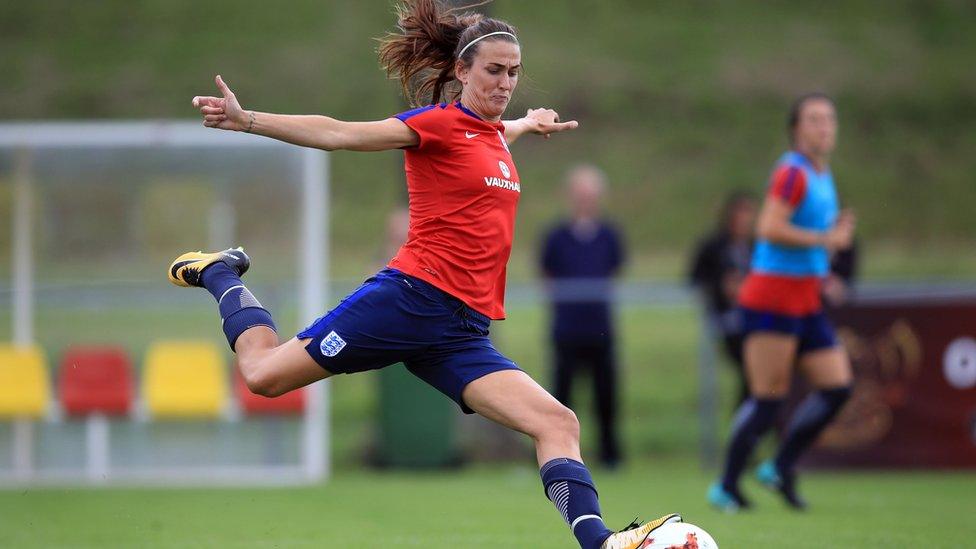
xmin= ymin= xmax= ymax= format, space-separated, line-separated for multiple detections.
xmin=457 ymin=31 xmax=518 ymax=59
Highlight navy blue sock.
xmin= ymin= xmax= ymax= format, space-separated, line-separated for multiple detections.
xmin=721 ymin=398 xmax=783 ymax=492
xmin=200 ymin=262 xmax=243 ymax=302
xmin=774 ymin=386 xmax=851 ymax=474
xmin=200 ymin=263 xmax=276 ymax=351
xmin=540 ymin=458 xmax=613 ymax=549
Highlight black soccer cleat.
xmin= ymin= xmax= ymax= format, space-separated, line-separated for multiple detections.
xmin=168 ymin=247 xmax=250 ymax=288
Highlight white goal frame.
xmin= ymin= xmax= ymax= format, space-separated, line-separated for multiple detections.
xmin=0 ymin=121 xmax=330 ymax=486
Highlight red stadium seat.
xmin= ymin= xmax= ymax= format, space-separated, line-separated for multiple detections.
xmin=59 ymin=345 xmax=134 ymax=416
xmin=235 ymin=370 xmax=305 ymax=415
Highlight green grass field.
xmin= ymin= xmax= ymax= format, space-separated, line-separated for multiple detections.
xmin=3 ymin=462 xmax=973 ymax=547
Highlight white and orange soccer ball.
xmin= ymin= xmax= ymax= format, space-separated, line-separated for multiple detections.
xmin=639 ymin=522 xmax=718 ymax=549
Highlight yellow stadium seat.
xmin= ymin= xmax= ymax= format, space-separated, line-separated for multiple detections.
xmin=0 ymin=344 xmax=50 ymax=419
xmin=143 ymin=340 xmax=227 ymax=418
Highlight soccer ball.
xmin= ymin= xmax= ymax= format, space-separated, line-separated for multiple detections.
xmin=639 ymin=522 xmax=718 ymax=548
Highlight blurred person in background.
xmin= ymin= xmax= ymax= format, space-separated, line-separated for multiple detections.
xmin=689 ymin=193 xmax=858 ymax=413
xmin=170 ymin=1 xmax=679 ymax=547
xmin=688 ymin=191 xmax=757 ymax=409
xmin=541 ymin=165 xmax=626 ymax=469
xmin=823 ymin=239 xmax=859 ymax=309
xmin=708 ymin=93 xmax=856 ymax=512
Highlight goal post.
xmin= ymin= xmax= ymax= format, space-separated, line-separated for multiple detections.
xmin=0 ymin=121 xmax=330 ymax=486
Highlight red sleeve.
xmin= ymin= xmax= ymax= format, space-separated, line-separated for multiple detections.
xmin=394 ymin=105 xmax=451 ymax=151
xmin=767 ymin=165 xmax=807 ymax=207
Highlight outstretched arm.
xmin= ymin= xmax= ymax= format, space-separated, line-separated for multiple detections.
xmin=503 ymin=108 xmax=579 ymax=145
xmin=193 ymin=75 xmax=418 ymax=151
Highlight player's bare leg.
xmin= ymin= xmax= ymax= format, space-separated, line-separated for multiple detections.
xmin=744 ymin=333 xmax=798 ymax=398
xmin=463 ymin=369 xmax=581 ymax=464
xmin=168 ymin=248 xmax=330 ymax=397
xmin=235 ymin=332 xmax=331 ymax=397
xmin=800 ymin=347 xmax=852 ymax=389
xmin=758 ymin=347 xmax=852 ymax=509
xmin=463 ymin=370 xmax=680 ymax=549
xmin=710 ymin=333 xmax=797 ymax=512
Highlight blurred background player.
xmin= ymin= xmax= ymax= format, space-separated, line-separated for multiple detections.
xmin=689 ymin=192 xmax=860 ymax=412
xmin=708 ymin=92 xmax=856 ymax=512
xmin=540 ymin=164 xmax=626 ymax=468
xmin=688 ymin=190 xmax=757 ymax=409
xmin=171 ymin=1 xmax=677 ymax=547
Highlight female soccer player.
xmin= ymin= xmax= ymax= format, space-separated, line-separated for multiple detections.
xmin=171 ymin=1 xmax=679 ymax=547
xmin=708 ymin=93 xmax=856 ymax=512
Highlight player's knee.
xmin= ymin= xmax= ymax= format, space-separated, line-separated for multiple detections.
xmin=548 ymin=404 xmax=580 ymax=442
xmin=749 ymin=375 xmax=790 ymax=399
xmin=750 ymin=385 xmax=788 ymax=399
xmin=241 ymin=366 xmax=284 ymax=398
xmin=528 ymin=403 xmax=579 ymax=444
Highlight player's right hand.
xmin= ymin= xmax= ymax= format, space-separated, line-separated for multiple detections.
xmin=826 ymin=209 xmax=856 ymax=251
xmin=192 ymin=75 xmax=249 ymax=131
xmin=522 ymin=108 xmax=578 ymax=139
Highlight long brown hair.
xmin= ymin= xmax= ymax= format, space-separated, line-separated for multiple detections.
xmin=377 ymin=0 xmax=518 ymax=106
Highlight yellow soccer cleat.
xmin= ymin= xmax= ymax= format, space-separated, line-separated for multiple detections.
xmin=168 ymin=247 xmax=250 ymax=288
xmin=600 ymin=514 xmax=683 ymax=549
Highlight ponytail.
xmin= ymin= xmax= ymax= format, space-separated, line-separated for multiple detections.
xmin=378 ymin=0 xmax=517 ymax=106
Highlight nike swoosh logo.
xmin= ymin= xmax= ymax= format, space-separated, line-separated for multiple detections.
xmin=222 ymin=252 xmax=240 ymax=260
xmin=465 ymin=132 xmax=479 ymax=139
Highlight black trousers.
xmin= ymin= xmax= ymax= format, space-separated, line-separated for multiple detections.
xmin=552 ymin=339 xmax=621 ymax=466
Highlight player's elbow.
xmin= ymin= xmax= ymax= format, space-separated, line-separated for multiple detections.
xmin=313 ymin=127 xmax=345 ymax=152
xmin=316 ymin=136 xmax=340 ymax=152
xmin=321 ymin=135 xmax=345 ymax=152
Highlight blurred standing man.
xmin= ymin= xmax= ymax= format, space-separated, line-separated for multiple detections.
xmin=541 ymin=165 xmax=626 ymax=468
xmin=688 ymin=192 xmax=758 ymax=409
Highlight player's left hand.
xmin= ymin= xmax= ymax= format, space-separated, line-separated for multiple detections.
xmin=192 ymin=75 xmax=250 ymax=131
xmin=522 ymin=108 xmax=579 ymax=139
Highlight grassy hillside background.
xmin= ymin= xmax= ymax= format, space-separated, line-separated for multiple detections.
xmin=1 ymin=0 xmax=974 ymax=279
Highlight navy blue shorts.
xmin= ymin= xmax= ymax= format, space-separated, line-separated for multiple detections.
xmin=297 ymin=268 xmax=520 ymax=413
xmin=740 ymin=307 xmax=838 ymax=353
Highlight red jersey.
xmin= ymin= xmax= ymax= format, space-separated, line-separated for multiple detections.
xmin=388 ymin=102 xmax=521 ymax=319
